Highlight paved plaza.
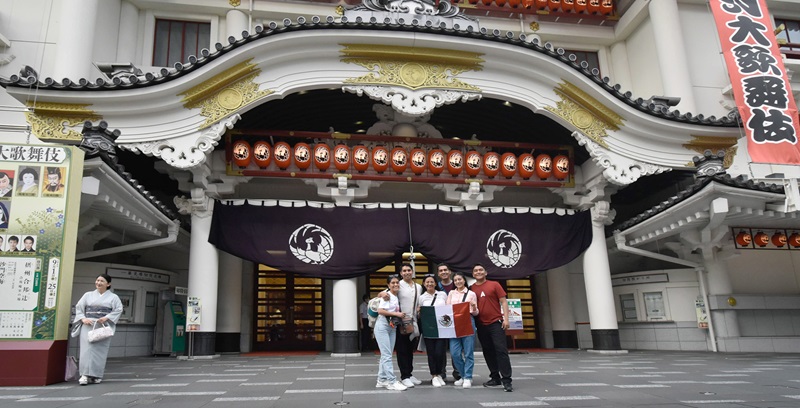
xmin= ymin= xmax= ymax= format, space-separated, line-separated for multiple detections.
xmin=2 ymin=350 xmax=800 ymax=407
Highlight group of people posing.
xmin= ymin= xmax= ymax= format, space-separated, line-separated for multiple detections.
xmin=372 ymin=263 xmax=513 ymax=392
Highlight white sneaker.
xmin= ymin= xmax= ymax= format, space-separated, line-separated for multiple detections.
xmin=90 ymin=377 xmax=102 ymax=384
xmin=432 ymin=376 xmax=442 ymax=387
xmin=463 ymin=379 xmax=472 ymax=389
xmin=78 ymin=375 xmax=88 ymax=386
xmin=376 ymin=379 xmax=389 ymax=388
xmin=439 ymin=376 xmax=448 ymax=387
xmin=408 ymin=375 xmax=422 ymax=385
xmin=454 ymin=378 xmax=464 ymax=386
xmin=386 ymin=381 xmax=407 ymax=391
xmin=401 ymin=378 xmax=415 ymax=388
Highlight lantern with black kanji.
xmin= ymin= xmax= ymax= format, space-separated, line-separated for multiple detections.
xmin=735 ymin=230 xmax=752 ymax=247
xmin=535 ymin=154 xmax=552 ymax=180
xmin=553 ymin=154 xmax=570 ymax=180
xmin=575 ymin=0 xmax=587 ymax=12
xmin=465 ymin=150 xmax=482 ymax=177
xmin=447 ymin=150 xmax=463 ymax=177
xmin=313 ymin=142 xmax=331 ymax=171
xmin=294 ymin=142 xmax=312 ymax=170
xmin=753 ymin=231 xmax=769 ymax=247
xmin=500 ymin=152 xmax=517 ymax=179
xmin=483 ymin=152 xmax=501 ymax=178
xmin=600 ymin=0 xmax=613 ymax=15
xmin=790 ymin=232 xmax=800 ymax=248
xmin=333 ymin=143 xmax=350 ymax=172
xmin=588 ymin=0 xmax=600 ymax=14
xmin=372 ymin=145 xmax=389 ymax=174
xmin=548 ymin=0 xmax=561 ymax=11
xmin=352 ymin=144 xmax=370 ymax=173
xmin=391 ymin=147 xmax=408 ymax=174
xmin=232 ymin=140 xmax=251 ymax=168
xmin=519 ymin=153 xmax=534 ymax=179
xmin=428 ymin=149 xmax=445 ymax=176
xmin=410 ymin=147 xmax=427 ymax=175
xmin=253 ymin=141 xmax=271 ymax=169
xmin=772 ymin=231 xmax=787 ymax=248
xmin=273 ymin=142 xmax=291 ymax=170
xmin=561 ymin=0 xmax=574 ymax=12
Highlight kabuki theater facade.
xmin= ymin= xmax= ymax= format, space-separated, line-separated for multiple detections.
xmin=2 ymin=0 xmax=800 ymax=385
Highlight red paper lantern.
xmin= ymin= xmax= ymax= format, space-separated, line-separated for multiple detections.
xmin=575 ymin=0 xmax=587 ymax=12
xmin=561 ymin=0 xmax=574 ymax=12
xmin=333 ymin=144 xmax=350 ymax=172
xmin=391 ymin=147 xmax=408 ymax=174
xmin=231 ymin=140 xmax=251 ymax=168
xmin=735 ymin=231 xmax=752 ymax=247
xmin=600 ymin=0 xmax=613 ymax=15
xmin=534 ymin=0 xmax=548 ymax=10
xmin=428 ymin=149 xmax=446 ymax=176
xmin=465 ymin=150 xmax=482 ymax=177
xmin=790 ymin=232 xmax=800 ymax=248
xmin=588 ymin=0 xmax=600 ymax=14
xmin=553 ymin=154 xmax=570 ymax=180
xmin=410 ymin=147 xmax=427 ymax=175
xmin=313 ymin=142 xmax=331 ymax=171
xmin=273 ymin=142 xmax=291 ymax=170
xmin=294 ymin=142 xmax=312 ymax=170
xmin=352 ymin=144 xmax=370 ymax=173
xmin=772 ymin=231 xmax=787 ymax=248
xmin=519 ymin=153 xmax=534 ymax=179
xmin=753 ymin=231 xmax=769 ymax=247
xmin=535 ymin=154 xmax=552 ymax=180
xmin=483 ymin=152 xmax=501 ymax=178
xmin=447 ymin=150 xmax=464 ymax=177
xmin=495 ymin=0 xmax=507 ymax=6
xmin=481 ymin=0 xmax=492 ymax=5
xmin=253 ymin=141 xmax=271 ymax=169
xmin=372 ymin=145 xmax=389 ymax=174
xmin=500 ymin=152 xmax=517 ymax=179
xmin=508 ymin=0 xmax=521 ymax=7
xmin=549 ymin=0 xmax=561 ymax=11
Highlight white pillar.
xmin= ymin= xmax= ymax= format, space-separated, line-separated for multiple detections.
xmin=582 ymin=201 xmax=621 ymax=350
xmin=226 ymin=9 xmax=249 ymax=40
xmin=217 ymin=251 xmax=243 ymax=352
xmin=332 ymin=278 xmax=359 ymax=354
xmin=548 ymin=265 xmax=578 ymax=348
xmin=116 ymin=1 xmax=139 ymax=63
xmin=609 ymin=41 xmax=632 ymax=92
xmin=649 ymin=0 xmax=697 ymax=114
xmin=53 ymin=0 xmax=100 ymax=81
xmin=705 ymin=256 xmax=739 ymax=338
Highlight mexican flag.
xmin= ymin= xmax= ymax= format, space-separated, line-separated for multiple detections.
xmin=419 ymin=303 xmax=474 ymax=339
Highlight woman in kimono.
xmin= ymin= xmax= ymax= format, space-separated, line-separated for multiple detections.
xmin=73 ymin=274 xmax=123 ymax=385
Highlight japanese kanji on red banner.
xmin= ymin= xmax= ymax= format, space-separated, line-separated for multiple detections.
xmin=710 ymin=0 xmax=800 ymax=164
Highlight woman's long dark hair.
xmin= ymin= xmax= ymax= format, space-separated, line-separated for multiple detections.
xmin=452 ymin=272 xmax=469 ymax=290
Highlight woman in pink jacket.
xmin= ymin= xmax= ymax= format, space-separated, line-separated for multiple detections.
xmin=446 ymin=272 xmax=479 ymax=388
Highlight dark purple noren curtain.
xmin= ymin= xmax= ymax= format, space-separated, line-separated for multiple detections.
xmin=209 ymin=202 xmax=592 ymax=279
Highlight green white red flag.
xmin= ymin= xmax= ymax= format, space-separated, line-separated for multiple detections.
xmin=419 ymin=303 xmax=474 ymax=339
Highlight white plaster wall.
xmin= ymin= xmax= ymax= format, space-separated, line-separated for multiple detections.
xmin=0 ymin=0 xmax=58 ymax=78
xmin=726 ymin=250 xmax=800 ymax=295
xmin=93 ymin=0 xmax=122 ymax=74
xmin=624 ymin=17 xmax=663 ymax=102
xmin=612 ymin=269 xmax=699 ymax=323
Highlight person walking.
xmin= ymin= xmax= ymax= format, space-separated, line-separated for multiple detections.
xmin=470 ymin=263 xmax=513 ymax=392
xmin=374 ymin=275 xmax=408 ymax=391
xmin=418 ymin=274 xmax=448 ymax=387
xmin=435 ymin=263 xmax=459 ymax=381
xmin=446 ymin=272 xmax=479 ymax=388
xmin=73 ymin=274 xmax=123 ymax=386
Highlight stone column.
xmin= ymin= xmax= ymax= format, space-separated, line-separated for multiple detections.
xmin=226 ymin=8 xmax=249 ymax=40
xmin=649 ymin=0 xmax=697 ymax=114
xmin=53 ymin=0 xmax=100 ymax=80
xmin=332 ymin=278 xmax=359 ymax=354
xmin=216 ymin=252 xmax=243 ymax=353
xmin=582 ymin=201 xmax=621 ymax=350
xmin=548 ymin=265 xmax=578 ymax=348
xmin=705 ymin=256 xmax=739 ymax=338
xmin=116 ymin=1 xmax=139 ymax=63
xmin=176 ymin=194 xmax=219 ymax=356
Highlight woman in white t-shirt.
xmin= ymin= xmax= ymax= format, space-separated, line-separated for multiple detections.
xmin=374 ymin=275 xmax=408 ymax=391
xmin=418 ymin=274 xmax=448 ymax=387
xmin=446 ymin=272 xmax=479 ymax=388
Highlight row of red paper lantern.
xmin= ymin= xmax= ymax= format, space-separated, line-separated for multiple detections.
xmin=231 ymin=140 xmax=571 ymax=180
xmin=735 ymin=230 xmax=800 ymax=248
xmin=467 ymin=0 xmax=614 ymax=15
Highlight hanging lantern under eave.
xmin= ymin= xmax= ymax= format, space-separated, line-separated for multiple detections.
xmin=508 ymin=0 xmax=521 ymax=7
xmin=600 ymin=0 xmax=613 ymax=15
xmin=333 ymin=144 xmax=351 ymax=172
xmin=313 ymin=142 xmax=331 ymax=171
xmin=495 ymin=0 xmax=507 ymax=6
xmin=253 ymin=141 xmax=271 ymax=169
xmin=352 ymin=144 xmax=370 ymax=173
xmin=518 ymin=153 xmax=535 ymax=179
xmin=535 ymin=153 xmax=553 ymax=180
xmin=735 ymin=230 xmax=752 ymax=247
xmin=391 ymin=147 xmax=409 ymax=174
xmin=428 ymin=149 xmax=446 ymax=176
xmin=789 ymin=232 xmax=800 ymax=248
xmin=553 ymin=154 xmax=570 ymax=180
xmin=232 ymin=140 xmax=251 ymax=168
xmin=534 ymin=0 xmax=548 ymax=10
xmin=294 ymin=142 xmax=312 ymax=170
xmin=410 ymin=147 xmax=427 ymax=175
xmin=561 ymin=0 xmax=574 ymax=12
xmin=372 ymin=145 xmax=389 ymax=174
xmin=465 ymin=150 xmax=483 ymax=177
xmin=500 ymin=152 xmax=517 ymax=179
xmin=548 ymin=0 xmax=561 ymax=11
xmin=753 ymin=231 xmax=769 ymax=247
xmin=273 ymin=141 xmax=292 ymax=170
xmin=446 ymin=150 xmax=464 ymax=177
xmin=483 ymin=152 xmax=501 ymax=178
xmin=587 ymin=0 xmax=600 ymax=14
xmin=772 ymin=231 xmax=787 ymax=248
xmin=575 ymin=0 xmax=587 ymax=13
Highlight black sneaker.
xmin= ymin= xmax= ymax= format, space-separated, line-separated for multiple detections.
xmin=483 ymin=379 xmax=502 ymax=387
xmin=503 ymin=383 xmax=513 ymax=392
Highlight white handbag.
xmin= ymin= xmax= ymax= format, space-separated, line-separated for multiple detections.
xmin=87 ymin=321 xmax=114 ymax=343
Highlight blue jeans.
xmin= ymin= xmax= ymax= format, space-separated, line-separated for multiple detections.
xmin=374 ymin=316 xmax=397 ymax=383
xmin=450 ymin=320 xmax=476 ymax=380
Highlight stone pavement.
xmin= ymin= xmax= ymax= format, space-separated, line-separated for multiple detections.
xmin=2 ymin=350 xmax=800 ymax=407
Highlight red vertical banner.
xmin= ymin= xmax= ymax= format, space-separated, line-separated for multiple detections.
xmin=709 ymin=0 xmax=800 ymax=164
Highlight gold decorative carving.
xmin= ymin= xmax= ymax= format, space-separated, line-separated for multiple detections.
xmin=683 ymin=136 xmax=737 ymax=168
xmin=341 ymin=44 xmax=483 ymax=91
xmin=229 ymin=0 xmax=241 ymax=7
xmin=25 ymin=102 xmax=100 ymax=142
xmin=545 ymin=81 xmax=625 ymax=148
xmin=335 ymin=5 xmax=345 ymax=15
xmin=180 ymin=59 xmax=272 ymax=129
